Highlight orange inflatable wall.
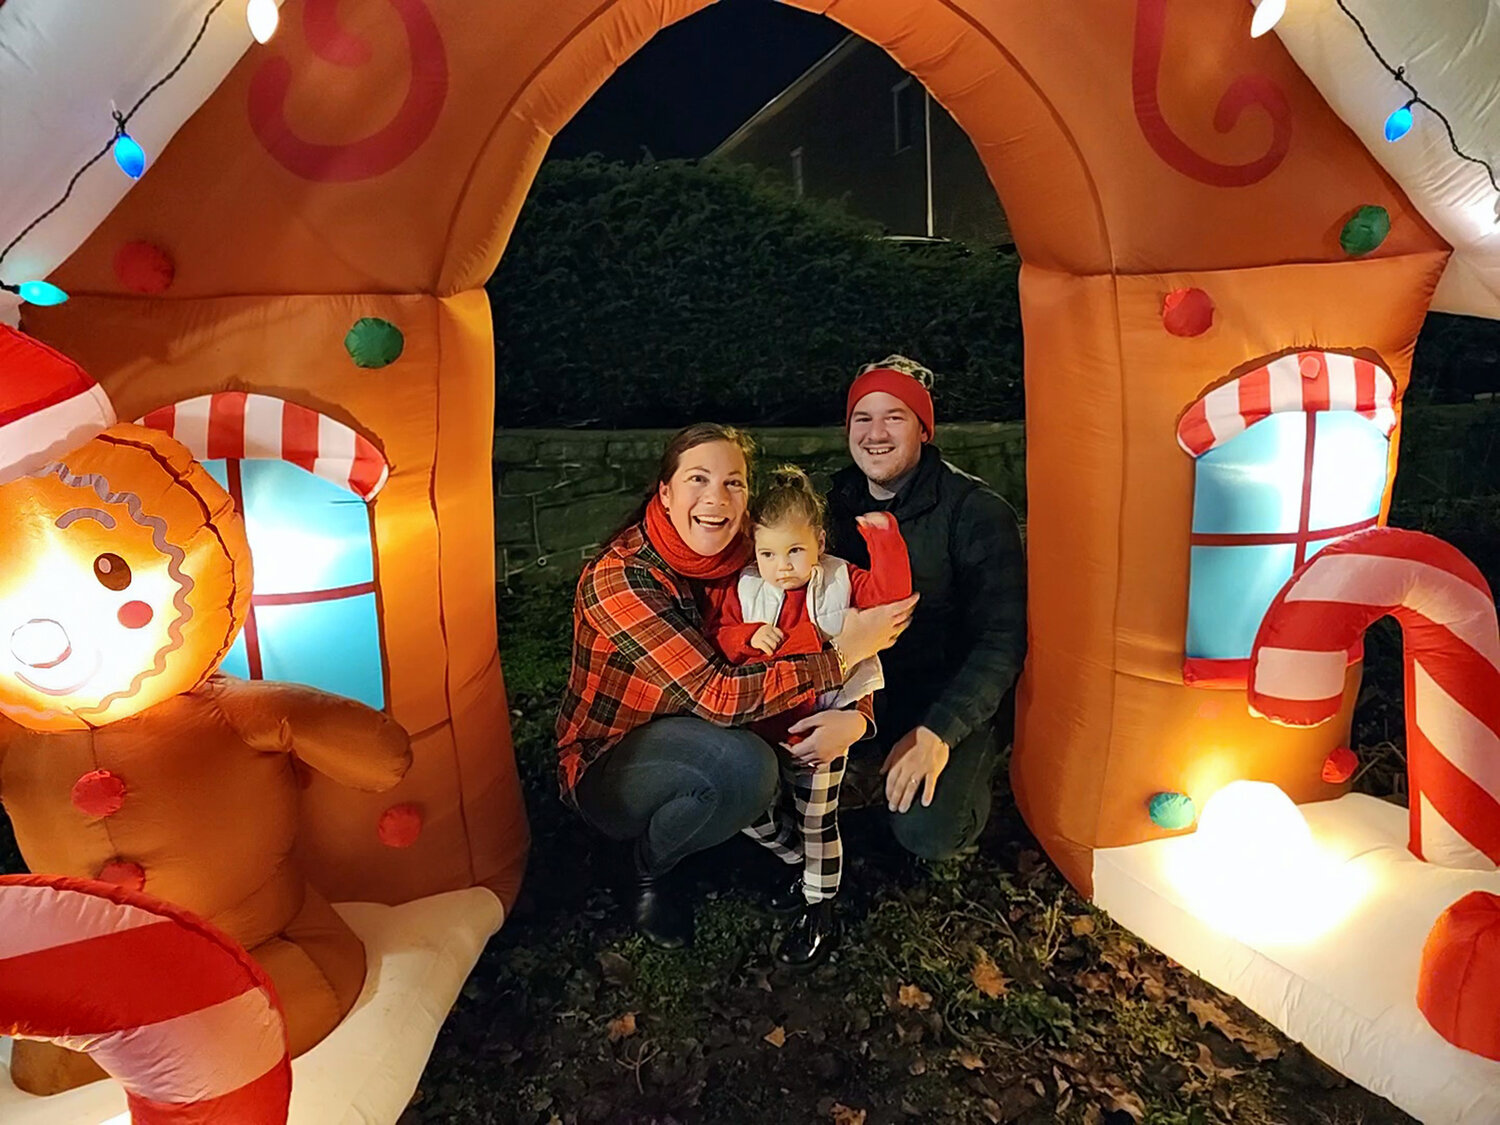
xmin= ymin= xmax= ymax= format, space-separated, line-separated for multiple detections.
xmin=27 ymin=0 xmax=1448 ymax=899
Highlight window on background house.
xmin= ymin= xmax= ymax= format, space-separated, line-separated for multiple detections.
xmin=892 ymin=77 xmax=920 ymax=153
xmin=1177 ymin=351 xmax=1398 ymax=687
xmin=138 ymin=392 xmax=391 ymax=709
xmin=790 ymin=146 xmax=804 ymax=198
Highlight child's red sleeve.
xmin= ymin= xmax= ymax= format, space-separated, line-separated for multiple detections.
xmin=701 ymin=579 xmax=764 ymax=665
xmin=848 ymin=515 xmax=913 ymax=607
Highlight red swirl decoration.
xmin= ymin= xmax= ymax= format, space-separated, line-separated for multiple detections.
xmin=1132 ymin=0 xmax=1292 ymax=188
xmin=248 ymin=0 xmax=448 ymax=183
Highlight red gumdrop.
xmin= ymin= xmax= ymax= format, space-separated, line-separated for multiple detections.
xmin=378 ymin=803 xmax=423 ymax=848
xmin=112 ymin=241 xmax=175 ymax=294
xmin=1419 ymin=891 xmax=1500 ymax=1060
xmin=98 ymin=860 xmax=146 ymax=892
xmin=71 ymin=770 xmax=127 ymax=818
xmin=1322 ymin=746 xmax=1359 ymax=784
xmin=1162 ymin=287 xmax=1215 ymax=337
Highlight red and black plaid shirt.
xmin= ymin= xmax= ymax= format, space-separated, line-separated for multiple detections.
xmin=555 ymin=525 xmax=843 ymax=801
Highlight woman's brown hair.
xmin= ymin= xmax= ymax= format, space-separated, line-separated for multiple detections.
xmin=605 ymin=423 xmax=757 ymax=547
xmin=750 ymin=464 xmax=824 ymax=533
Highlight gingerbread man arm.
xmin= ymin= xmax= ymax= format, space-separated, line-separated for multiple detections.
xmin=211 ymin=677 xmax=411 ymax=792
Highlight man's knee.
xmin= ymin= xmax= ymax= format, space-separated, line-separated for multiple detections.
xmin=889 ymin=795 xmax=988 ymax=861
xmin=890 ymin=810 xmax=968 ymax=861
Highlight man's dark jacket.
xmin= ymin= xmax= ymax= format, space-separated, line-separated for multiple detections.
xmin=828 ymin=444 xmax=1027 ymax=752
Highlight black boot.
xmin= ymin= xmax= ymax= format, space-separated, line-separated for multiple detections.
xmin=766 ymin=872 xmax=806 ymax=915
xmin=629 ymin=851 xmax=694 ymax=950
xmin=775 ymin=899 xmax=839 ymax=970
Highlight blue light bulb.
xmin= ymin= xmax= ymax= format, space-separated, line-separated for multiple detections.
xmin=1384 ymin=105 xmax=1414 ymax=143
xmin=113 ymin=132 xmax=147 ymax=178
xmin=18 ymin=281 xmax=69 ymax=306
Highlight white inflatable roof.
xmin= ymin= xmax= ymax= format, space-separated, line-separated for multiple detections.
xmin=1268 ymin=0 xmax=1500 ymax=319
xmin=0 ymin=0 xmax=274 ymax=326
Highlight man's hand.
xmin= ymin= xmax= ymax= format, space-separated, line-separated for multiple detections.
xmin=750 ymin=624 xmax=785 ymax=656
xmin=786 ymin=709 xmax=867 ymax=767
xmin=881 ymin=726 xmax=950 ymax=813
xmin=833 ymin=594 xmax=919 ymax=666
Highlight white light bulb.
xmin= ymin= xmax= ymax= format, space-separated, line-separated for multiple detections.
xmin=1250 ymin=0 xmax=1287 ymax=38
xmin=247 ymin=0 xmax=279 ymax=44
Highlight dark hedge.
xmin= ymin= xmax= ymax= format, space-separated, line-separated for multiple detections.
xmin=487 ymin=157 xmax=1023 ymax=428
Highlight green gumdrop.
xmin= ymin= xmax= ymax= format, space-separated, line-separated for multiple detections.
xmin=345 ymin=317 xmax=405 ymax=369
xmin=1339 ymin=205 xmax=1391 ymax=257
xmin=1148 ymin=791 xmax=1197 ymax=830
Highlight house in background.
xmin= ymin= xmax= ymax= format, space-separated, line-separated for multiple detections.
xmin=711 ymin=36 xmax=1011 ymax=246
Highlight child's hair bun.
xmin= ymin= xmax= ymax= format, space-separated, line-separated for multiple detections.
xmin=751 ymin=463 xmax=826 ymax=531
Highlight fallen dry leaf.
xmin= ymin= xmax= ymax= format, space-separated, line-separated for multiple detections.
xmin=763 ymin=1025 xmax=787 ymax=1049
xmin=1192 ymin=1041 xmax=1245 ymax=1080
xmin=897 ymin=983 xmax=933 ymax=1010
xmin=829 ymin=1103 xmax=867 ymax=1125
xmin=957 ymin=1048 xmax=986 ymax=1071
xmin=971 ymin=948 xmax=1010 ymax=999
xmin=908 ymin=1057 xmax=927 ymax=1076
xmin=1107 ymin=1089 xmax=1146 ymax=1121
xmin=1186 ymin=996 xmax=1282 ymax=1061
xmin=606 ymin=1011 xmax=637 ymax=1041
xmin=1071 ymin=915 xmax=1097 ymax=936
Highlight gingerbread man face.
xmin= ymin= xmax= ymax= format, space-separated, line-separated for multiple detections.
xmin=0 ymin=425 xmax=251 ymax=731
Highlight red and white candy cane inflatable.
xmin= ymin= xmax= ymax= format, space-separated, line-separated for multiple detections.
xmin=0 ymin=874 xmax=291 ymax=1124
xmin=1248 ymin=526 xmax=1500 ymax=1060
xmin=1248 ymin=526 xmax=1500 ymax=870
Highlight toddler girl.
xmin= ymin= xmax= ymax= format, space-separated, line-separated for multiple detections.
xmin=702 ymin=465 xmax=910 ymax=969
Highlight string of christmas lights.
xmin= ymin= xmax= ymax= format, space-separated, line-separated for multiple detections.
xmin=0 ymin=0 xmax=278 ymax=307
xmin=1253 ymin=0 xmax=1500 ymax=213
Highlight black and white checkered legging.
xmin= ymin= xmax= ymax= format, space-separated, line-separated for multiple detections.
xmin=742 ymin=753 xmax=846 ymax=903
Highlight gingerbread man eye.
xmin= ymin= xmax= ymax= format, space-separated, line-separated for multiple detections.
xmin=94 ymin=554 xmax=132 ymax=592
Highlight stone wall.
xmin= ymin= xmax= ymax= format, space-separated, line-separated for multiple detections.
xmin=493 ymin=423 xmax=1026 ymax=584
xmin=492 ymin=404 xmax=1500 ymax=586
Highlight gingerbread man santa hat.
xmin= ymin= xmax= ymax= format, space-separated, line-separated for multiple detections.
xmin=0 ymin=324 xmax=116 ymax=486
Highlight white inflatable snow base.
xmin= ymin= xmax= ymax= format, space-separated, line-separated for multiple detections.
xmin=1093 ymin=793 xmax=1500 ymax=1125
xmin=0 ymin=886 xmax=503 ymax=1124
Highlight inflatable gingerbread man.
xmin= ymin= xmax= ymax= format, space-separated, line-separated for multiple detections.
xmin=0 ymin=325 xmax=412 ymax=1094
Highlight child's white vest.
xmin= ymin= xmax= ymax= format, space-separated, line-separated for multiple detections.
xmin=736 ymin=555 xmax=884 ymax=710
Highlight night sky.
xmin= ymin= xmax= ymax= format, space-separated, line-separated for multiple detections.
xmin=550 ymin=0 xmax=849 ymax=163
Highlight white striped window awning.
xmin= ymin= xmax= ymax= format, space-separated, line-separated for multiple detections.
xmin=1177 ymin=351 xmax=1398 ymax=458
xmin=137 ymin=392 xmax=389 ymax=501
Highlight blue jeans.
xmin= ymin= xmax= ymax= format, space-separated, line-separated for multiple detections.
xmin=879 ymin=723 xmax=1001 ymax=861
xmin=572 ymin=717 xmax=780 ymax=875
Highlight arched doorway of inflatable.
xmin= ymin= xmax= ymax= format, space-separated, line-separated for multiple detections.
xmin=25 ymin=0 xmax=1448 ymax=907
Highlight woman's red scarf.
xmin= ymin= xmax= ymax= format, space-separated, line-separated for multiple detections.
xmin=644 ymin=495 xmax=749 ymax=580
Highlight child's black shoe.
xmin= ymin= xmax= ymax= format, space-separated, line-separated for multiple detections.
xmin=774 ymin=899 xmax=839 ymax=970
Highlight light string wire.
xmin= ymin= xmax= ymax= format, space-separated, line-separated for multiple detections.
xmin=0 ymin=0 xmax=228 ymax=291
xmin=1333 ymin=0 xmax=1500 ymax=195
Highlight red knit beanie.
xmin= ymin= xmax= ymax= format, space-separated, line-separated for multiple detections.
xmin=845 ymin=366 xmax=935 ymax=437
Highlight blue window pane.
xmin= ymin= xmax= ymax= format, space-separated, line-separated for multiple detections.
xmin=1192 ymin=413 xmax=1308 ymax=535
xmin=1186 ymin=544 xmax=1296 ymax=660
xmin=201 ymin=459 xmax=373 ymax=595
xmin=219 ymin=632 xmax=251 ymax=679
xmin=256 ymin=594 xmax=385 ymax=708
xmin=1308 ymin=413 xmax=1388 ymax=532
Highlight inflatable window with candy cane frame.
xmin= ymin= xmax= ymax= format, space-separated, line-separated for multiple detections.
xmin=137 ymin=392 xmax=391 ymax=708
xmin=1178 ymin=350 xmax=1398 ymax=689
